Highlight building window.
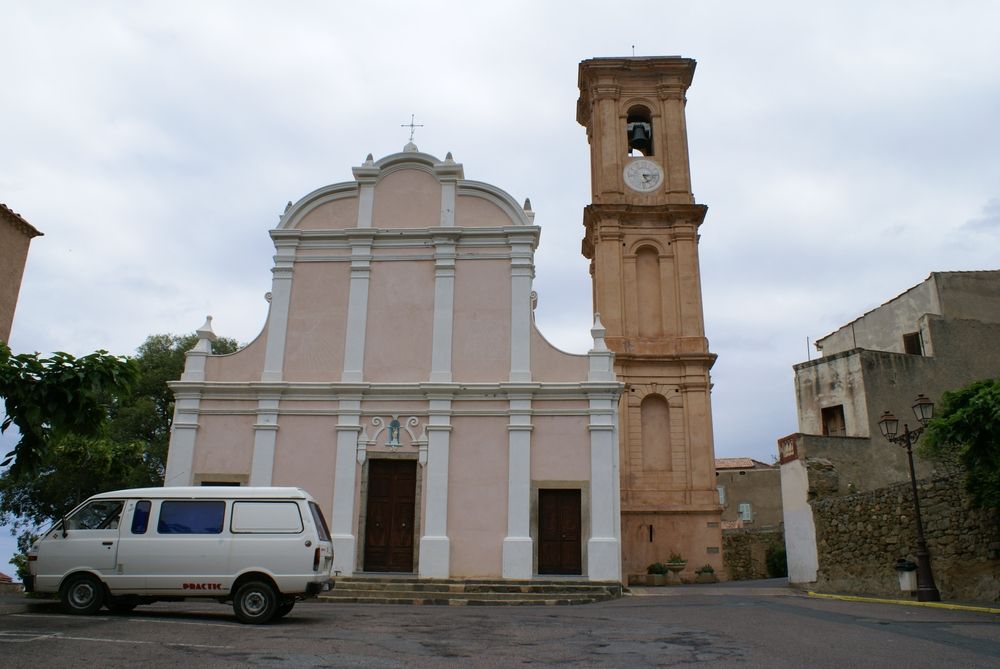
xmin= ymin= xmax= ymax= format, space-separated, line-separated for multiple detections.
xmin=821 ymin=405 xmax=846 ymax=436
xmin=903 ymin=332 xmax=923 ymax=355
xmin=717 ymin=485 xmax=726 ymax=505
xmin=738 ymin=502 xmax=753 ymax=523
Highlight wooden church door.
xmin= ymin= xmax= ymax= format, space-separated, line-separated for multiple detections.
xmin=363 ymin=459 xmax=416 ymax=572
xmin=537 ymin=488 xmax=582 ymax=575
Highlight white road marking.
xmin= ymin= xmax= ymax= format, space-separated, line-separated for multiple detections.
xmin=0 ymin=629 xmax=231 ymax=648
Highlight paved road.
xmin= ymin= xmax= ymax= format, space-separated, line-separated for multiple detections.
xmin=2 ymin=583 xmax=998 ymax=668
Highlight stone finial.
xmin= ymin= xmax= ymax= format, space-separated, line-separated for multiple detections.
xmin=445 ymin=151 xmax=454 ymax=163
xmin=196 ymin=315 xmax=218 ymax=342
xmin=182 ymin=316 xmax=217 ymax=379
xmin=591 ymin=313 xmax=607 ymax=351
xmin=284 ymin=201 xmax=293 ymax=213
xmin=364 ymin=153 xmax=375 ymax=166
xmin=404 ymin=141 xmax=418 ymax=152
xmin=523 ymin=198 xmax=532 ymax=212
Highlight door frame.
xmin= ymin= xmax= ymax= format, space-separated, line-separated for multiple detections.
xmin=357 ymin=453 xmax=422 ymax=573
xmin=530 ymin=481 xmax=590 ymax=576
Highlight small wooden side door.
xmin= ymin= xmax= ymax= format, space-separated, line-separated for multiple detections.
xmin=363 ymin=459 xmax=416 ymax=572
xmin=538 ymin=488 xmax=582 ymax=575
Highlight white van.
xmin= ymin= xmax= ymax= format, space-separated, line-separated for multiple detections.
xmin=25 ymin=486 xmax=334 ymax=624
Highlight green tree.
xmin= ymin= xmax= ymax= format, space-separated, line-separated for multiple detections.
xmin=921 ymin=378 xmax=1000 ymax=510
xmin=1 ymin=333 xmax=238 ymax=576
xmin=0 ymin=343 xmax=137 ymax=477
xmin=106 ymin=333 xmax=238 ymax=479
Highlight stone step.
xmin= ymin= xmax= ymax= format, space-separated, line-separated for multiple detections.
xmin=320 ymin=577 xmax=622 ymax=606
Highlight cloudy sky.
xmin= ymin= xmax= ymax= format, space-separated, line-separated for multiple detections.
xmin=2 ymin=2 xmax=1000 ymax=569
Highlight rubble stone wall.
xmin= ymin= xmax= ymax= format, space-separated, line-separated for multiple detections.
xmin=723 ymin=528 xmax=785 ymax=581
xmin=812 ymin=474 xmax=1000 ymax=601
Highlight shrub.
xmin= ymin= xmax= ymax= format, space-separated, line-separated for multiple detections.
xmin=647 ymin=562 xmax=669 ymax=575
xmin=695 ymin=564 xmax=715 ymax=575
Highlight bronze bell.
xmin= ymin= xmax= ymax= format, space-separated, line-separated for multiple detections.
xmin=627 ymin=121 xmax=652 ymax=155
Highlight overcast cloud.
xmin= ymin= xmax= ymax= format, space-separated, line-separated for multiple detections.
xmin=3 ymin=1 xmax=1000 ymax=569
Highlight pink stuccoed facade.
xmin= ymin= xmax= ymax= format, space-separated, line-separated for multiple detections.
xmin=165 ymin=146 xmax=623 ymax=581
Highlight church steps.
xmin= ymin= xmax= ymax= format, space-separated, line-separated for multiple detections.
xmin=319 ymin=577 xmax=622 ymax=606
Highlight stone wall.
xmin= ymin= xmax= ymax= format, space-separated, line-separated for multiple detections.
xmin=812 ymin=474 xmax=1000 ymax=601
xmin=723 ymin=528 xmax=785 ymax=581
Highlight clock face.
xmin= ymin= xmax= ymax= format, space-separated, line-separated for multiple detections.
xmin=623 ymin=159 xmax=663 ymax=192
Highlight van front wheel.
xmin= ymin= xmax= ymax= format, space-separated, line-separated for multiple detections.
xmin=233 ymin=580 xmax=278 ymax=624
xmin=61 ymin=574 xmax=105 ymax=615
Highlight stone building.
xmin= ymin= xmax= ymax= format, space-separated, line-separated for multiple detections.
xmin=578 ymin=57 xmax=723 ymax=580
xmin=0 ymin=203 xmax=43 ymax=344
xmin=715 ymin=458 xmax=782 ymax=529
xmin=779 ymin=270 xmax=1000 ymax=584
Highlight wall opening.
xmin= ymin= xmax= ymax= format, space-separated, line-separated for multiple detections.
xmin=626 ymin=106 xmax=654 ymax=156
xmin=821 ymin=405 xmax=846 ymax=436
xmin=902 ymin=332 xmax=923 ymax=355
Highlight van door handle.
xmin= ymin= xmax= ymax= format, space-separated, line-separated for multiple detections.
xmin=102 ymin=541 xmax=114 ymax=546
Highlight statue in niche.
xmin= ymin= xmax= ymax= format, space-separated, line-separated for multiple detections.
xmin=387 ymin=418 xmax=401 ymax=446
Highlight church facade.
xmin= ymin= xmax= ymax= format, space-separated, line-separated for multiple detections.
xmin=164 ymin=145 xmax=623 ymax=581
xmin=165 ymin=55 xmax=721 ymax=583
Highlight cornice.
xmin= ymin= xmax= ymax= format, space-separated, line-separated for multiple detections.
xmin=0 ymin=203 xmax=43 ymax=238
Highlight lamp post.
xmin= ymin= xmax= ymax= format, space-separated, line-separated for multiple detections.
xmin=877 ymin=394 xmax=941 ymax=602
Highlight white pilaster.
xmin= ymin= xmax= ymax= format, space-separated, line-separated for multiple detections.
xmin=419 ymin=397 xmax=452 ymax=577
xmin=430 ymin=233 xmax=458 ymax=383
xmin=434 ymin=152 xmax=462 ymax=227
xmin=509 ymin=233 xmax=534 ymax=383
xmin=262 ymin=239 xmax=297 ymax=382
xmin=163 ymin=393 xmax=200 ymax=486
xmin=587 ymin=396 xmax=621 ymax=581
xmin=502 ymin=395 xmax=533 ymax=579
xmin=353 ymin=155 xmax=379 ymax=229
xmin=341 ymin=232 xmax=375 ymax=383
xmin=249 ymin=395 xmax=280 ymax=485
xmin=331 ymin=397 xmax=362 ymax=576
xmin=586 ymin=314 xmax=622 ymax=581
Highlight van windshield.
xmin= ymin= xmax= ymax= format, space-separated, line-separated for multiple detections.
xmin=309 ymin=502 xmax=331 ymax=542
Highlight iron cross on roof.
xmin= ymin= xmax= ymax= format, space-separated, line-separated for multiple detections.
xmin=401 ymin=114 xmax=424 ymax=142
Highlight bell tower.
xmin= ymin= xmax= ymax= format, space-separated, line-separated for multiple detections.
xmin=577 ymin=57 xmax=722 ymax=578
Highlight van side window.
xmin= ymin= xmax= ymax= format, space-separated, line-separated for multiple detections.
xmin=131 ymin=500 xmax=152 ymax=534
xmin=231 ymin=502 xmax=303 ymax=533
xmin=157 ymin=500 xmax=225 ymax=534
xmin=66 ymin=500 xmax=123 ymax=530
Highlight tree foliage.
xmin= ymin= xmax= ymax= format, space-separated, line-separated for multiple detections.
xmin=1 ymin=333 xmax=239 ymax=575
xmin=0 ymin=343 xmax=137 ymax=477
xmin=921 ymin=378 xmax=1000 ymax=511
xmin=106 ymin=333 xmax=238 ymax=479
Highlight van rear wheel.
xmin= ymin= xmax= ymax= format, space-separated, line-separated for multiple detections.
xmin=61 ymin=574 xmax=105 ymax=615
xmin=233 ymin=580 xmax=278 ymax=624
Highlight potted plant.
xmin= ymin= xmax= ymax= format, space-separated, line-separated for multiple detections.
xmin=694 ymin=564 xmax=718 ymax=584
xmin=664 ymin=552 xmax=687 ymax=583
xmin=646 ymin=562 xmax=669 ymax=586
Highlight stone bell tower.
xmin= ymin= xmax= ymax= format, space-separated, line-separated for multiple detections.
xmin=577 ymin=57 xmax=723 ymax=578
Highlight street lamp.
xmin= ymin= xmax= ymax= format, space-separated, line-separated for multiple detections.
xmin=877 ymin=394 xmax=941 ymax=602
